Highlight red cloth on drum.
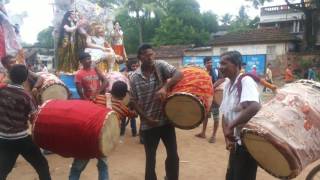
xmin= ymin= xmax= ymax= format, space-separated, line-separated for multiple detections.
xmin=169 ymin=67 xmax=213 ymax=112
xmin=0 ymin=25 xmax=6 ymax=60
xmin=112 ymin=45 xmax=124 ymax=57
xmin=33 ymin=100 xmax=107 ymax=158
xmin=111 ymin=98 xmax=136 ymax=119
xmin=93 ymin=94 xmax=136 ymax=119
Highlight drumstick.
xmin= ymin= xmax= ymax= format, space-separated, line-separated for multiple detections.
xmin=260 ymin=79 xmax=277 ymax=92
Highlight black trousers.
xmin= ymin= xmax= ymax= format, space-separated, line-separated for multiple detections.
xmin=143 ymin=124 xmax=179 ymax=180
xmin=226 ymin=144 xmax=257 ymax=180
xmin=0 ymin=135 xmax=51 ymax=180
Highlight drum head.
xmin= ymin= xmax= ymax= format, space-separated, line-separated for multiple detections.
xmin=164 ymin=93 xmax=205 ymax=130
xmin=100 ymin=111 xmax=120 ymax=156
xmin=41 ymin=84 xmax=69 ymax=103
xmin=243 ymin=133 xmax=293 ymax=178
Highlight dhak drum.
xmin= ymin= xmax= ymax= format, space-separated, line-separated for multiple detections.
xmin=241 ymin=80 xmax=320 ymax=179
xmin=213 ymin=81 xmax=225 ymax=106
xmin=32 ymin=100 xmax=120 ymax=159
xmin=37 ymin=72 xmax=69 ymax=104
xmin=164 ymin=66 xmax=213 ymax=129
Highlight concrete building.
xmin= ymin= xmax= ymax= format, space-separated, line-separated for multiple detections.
xmin=259 ymin=3 xmax=305 ymax=39
xmin=210 ymin=28 xmax=299 ymax=76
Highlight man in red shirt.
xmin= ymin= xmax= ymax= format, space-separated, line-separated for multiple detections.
xmin=70 ymin=52 xmax=109 ymax=180
xmin=284 ymin=64 xmax=294 ymax=83
xmin=75 ymin=52 xmax=107 ymax=100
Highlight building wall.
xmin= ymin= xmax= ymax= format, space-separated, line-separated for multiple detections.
xmin=212 ymin=43 xmax=287 ymax=56
xmin=260 ymin=12 xmax=304 ymax=23
xmin=184 ymin=50 xmax=213 ymax=57
xmin=163 ymin=57 xmax=183 ymax=68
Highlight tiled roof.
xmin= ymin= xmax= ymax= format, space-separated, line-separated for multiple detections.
xmin=128 ymin=45 xmax=191 ymax=60
xmin=154 ymin=45 xmax=191 ymax=58
xmin=210 ymin=28 xmax=299 ymax=46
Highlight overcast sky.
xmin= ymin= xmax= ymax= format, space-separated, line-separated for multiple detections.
xmin=4 ymin=0 xmax=294 ymax=43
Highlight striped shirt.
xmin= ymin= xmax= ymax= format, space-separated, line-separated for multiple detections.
xmin=130 ymin=60 xmax=176 ymax=130
xmin=0 ymin=84 xmax=36 ymax=140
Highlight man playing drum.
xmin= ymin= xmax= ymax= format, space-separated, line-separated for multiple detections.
xmin=219 ymin=51 xmax=261 ymax=180
xmin=0 ymin=64 xmax=51 ymax=180
xmin=130 ymin=44 xmax=183 ymax=180
xmin=1 ymin=55 xmax=44 ymax=103
xmin=69 ymin=52 xmax=109 ymax=180
xmin=195 ymin=56 xmax=222 ymax=143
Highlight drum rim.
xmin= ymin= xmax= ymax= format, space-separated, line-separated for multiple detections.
xmin=39 ymin=83 xmax=70 ymax=103
xmin=164 ymin=92 xmax=205 ymax=130
xmin=296 ymin=79 xmax=320 ymax=91
xmin=99 ymin=110 xmax=120 ymax=157
xmin=31 ymin=100 xmax=52 ymax=143
xmin=241 ymin=127 xmax=301 ymax=179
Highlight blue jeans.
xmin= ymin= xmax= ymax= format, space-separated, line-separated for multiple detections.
xmin=69 ymin=157 xmax=109 ymax=180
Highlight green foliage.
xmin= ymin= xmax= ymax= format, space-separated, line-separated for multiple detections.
xmin=113 ymin=0 xmax=218 ymax=49
xmin=227 ymin=6 xmax=258 ymax=33
xmin=115 ymin=11 xmax=139 ymax=54
xmin=167 ymin=0 xmax=202 ymax=30
xmin=36 ymin=26 xmax=54 ymax=48
xmin=87 ymin=0 xmax=122 ymax=7
xmin=299 ymin=58 xmax=313 ymax=69
xmin=201 ymin=11 xmax=219 ymax=33
xmin=220 ymin=13 xmax=233 ymax=26
xmin=152 ymin=17 xmax=210 ymax=46
xmin=152 ymin=0 xmax=216 ymax=46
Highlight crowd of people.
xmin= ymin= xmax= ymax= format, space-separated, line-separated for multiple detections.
xmin=0 ymin=40 xmax=266 ymax=180
xmin=0 ymin=3 xmax=319 ymax=180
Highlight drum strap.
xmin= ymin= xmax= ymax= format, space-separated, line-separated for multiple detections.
xmin=235 ymin=73 xmax=260 ymax=100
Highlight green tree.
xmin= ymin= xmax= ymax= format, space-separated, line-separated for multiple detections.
xmin=153 ymin=17 xmax=210 ymax=46
xmin=220 ymin=13 xmax=233 ymax=26
xmin=87 ymin=0 xmax=123 ymax=7
xmin=201 ymin=11 xmax=219 ymax=33
xmin=152 ymin=0 xmax=217 ymax=46
xmin=167 ymin=0 xmax=202 ymax=30
xmin=228 ymin=6 xmax=253 ymax=32
xmin=115 ymin=10 xmax=140 ymax=54
xmin=117 ymin=0 xmax=165 ymax=44
xmin=246 ymin=0 xmax=320 ymax=50
xmin=37 ymin=26 xmax=54 ymax=48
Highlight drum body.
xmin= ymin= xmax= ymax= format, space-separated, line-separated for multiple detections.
xmin=213 ymin=82 xmax=224 ymax=106
xmin=37 ymin=72 xmax=69 ymax=104
xmin=241 ymin=80 xmax=320 ymax=179
xmin=32 ymin=100 xmax=120 ymax=159
xmin=164 ymin=66 xmax=213 ymax=129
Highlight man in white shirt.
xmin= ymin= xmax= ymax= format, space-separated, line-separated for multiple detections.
xmin=219 ymin=51 xmax=261 ymax=180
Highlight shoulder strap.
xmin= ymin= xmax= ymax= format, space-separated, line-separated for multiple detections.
xmin=236 ymin=73 xmax=260 ymax=100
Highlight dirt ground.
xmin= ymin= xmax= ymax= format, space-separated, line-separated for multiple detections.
xmin=7 ymin=121 xmax=320 ymax=180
